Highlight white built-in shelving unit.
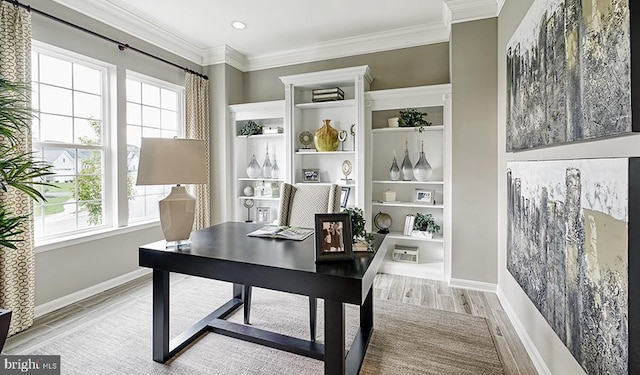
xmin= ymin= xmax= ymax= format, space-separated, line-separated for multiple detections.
xmin=365 ymin=84 xmax=452 ymax=281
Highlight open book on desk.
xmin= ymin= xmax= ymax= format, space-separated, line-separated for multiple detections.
xmin=247 ymin=225 xmax=314 ymax=241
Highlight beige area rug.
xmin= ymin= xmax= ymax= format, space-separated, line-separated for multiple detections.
xmin=31 ymin=276 xmax=504 ymax=374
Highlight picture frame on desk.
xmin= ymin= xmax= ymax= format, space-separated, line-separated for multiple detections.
xmin=302 ymin=169 xmax=320 ymax=183
xmin=314 ymin=213 xmax=353 ymax=262
xmin=415 ymin=189 xmax=435 ymax=205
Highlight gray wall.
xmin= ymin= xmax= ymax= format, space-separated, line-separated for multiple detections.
xmin=24 ymin=0 xmax=203 ymax=305
xmin=243 ymin=44 xmax=450 ymax=102
xmin=450 ymin=18 xmax=498 ymax=283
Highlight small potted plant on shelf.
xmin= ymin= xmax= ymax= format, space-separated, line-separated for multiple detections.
xmin=398 ymin=108 xmax=432 ymax=133
xmin=239 ymin=120 xmax=262 ymax=136
xmin=343 ymin=207 xmax=374 ymax=251
xmin=412 ymin=212 xmax=440 ymax=239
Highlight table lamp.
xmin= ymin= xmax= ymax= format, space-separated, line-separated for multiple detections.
xmin=136 ymin=137 xmax=207 ymax=246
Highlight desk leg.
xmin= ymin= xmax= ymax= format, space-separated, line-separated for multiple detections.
xmin=152 ymin=270 xmax=169 ymax=363
xmin=361 ymin=287 xmax=373 ymax=334
xmin=324 ymin=299 xmax=345 ymax=375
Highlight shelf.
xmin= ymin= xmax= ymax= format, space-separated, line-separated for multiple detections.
xmin=372 ymin=180 xmax=444 ymax=185
xmin=296 ymin=182 xmax=356 ymax=186
xmin=384 ymin=231 xmax=444 ymax=243
xmin=372 ymin=202 xmax=444 ymax=209
xmin=295 ymin=99 xmax=355 ymax=109
xmin=379 ymin=260 xmax=444 ymax=280
xmin=238 ymin=196 xmax=280 ymax=201
xmin=236 ymin=133 xmax=284 ymax=139
xmin=238 ymin=178 xmax=284 ymax=182
xmin=295 ymin=150 xmax=355 ymax=155
xmin=371 ymin=125 xmax=443 ymax=133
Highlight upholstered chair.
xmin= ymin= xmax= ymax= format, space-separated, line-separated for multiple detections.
xmin=243 ymin=182 xmax=341 ymax=341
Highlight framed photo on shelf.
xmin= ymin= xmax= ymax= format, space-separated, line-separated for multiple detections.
xmin=415 ymin=189 xmax=435 ymax=205
xmin=340 ymin=186 xmax=350 ymax=208
xmin=302 ymin=169 xmax=320 ymax=183
xmin=314 ymin=213 xmax=353 ymax=262
xmin=256 ymin=207 xmax=270 ymax=223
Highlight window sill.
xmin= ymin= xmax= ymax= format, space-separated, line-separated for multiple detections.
xmin=34 ymin=220 xmax=161 ymax=254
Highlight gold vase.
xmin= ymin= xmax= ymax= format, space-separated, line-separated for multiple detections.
xmin=314 ymin=119 xmax=339 ymax=152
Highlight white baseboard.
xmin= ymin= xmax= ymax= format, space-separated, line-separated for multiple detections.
xmin=496 ymin=287 xmax=551 ymax=375
xmin=34 ymin=268 xmax=152 ymax=318
xmin=449 ymin=278 xmax=497 ymax=293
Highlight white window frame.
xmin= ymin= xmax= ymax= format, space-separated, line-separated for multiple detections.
xmin=32 ymin=41 xmax=115 ymax=244
xmin=124 ymin=70 xmax=185 ymax=224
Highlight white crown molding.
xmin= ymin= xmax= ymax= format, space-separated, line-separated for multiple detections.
xmin=203 ymin=45 xmax=247 ymax=71
xmin=52 ymin=0 xmax=205 ymax=65
xmin=444 ymin=0 xmax=499 ymax=24
xmin=245 ymin=23 xmax=449 ymax=72
xmin=497 ymin=0 xmax=507 ymax=14
xmin=280 ymin=65 xmax=373 ymax=87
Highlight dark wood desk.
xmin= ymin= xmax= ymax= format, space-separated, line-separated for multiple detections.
xmin=139 ymin=222 xmax=386 ymax=375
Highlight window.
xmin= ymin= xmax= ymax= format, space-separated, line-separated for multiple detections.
xmin=126 ymin=74 xmax=183 ymax=222
xmin=31 ymin=47 xmax=110 ymax=240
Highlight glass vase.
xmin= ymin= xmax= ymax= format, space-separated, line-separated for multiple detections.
xmin=413 ymin=141 xmax=432 ymax=181
xmin=262 ymin=145 xmax=272 ymax=178
xmin=314 ymin=119 xmax=339 ymax=151
xmin=389 ymin=156 xmax=400 ymax=181
xmin=246 ymin=153 xmax=261 ymax=178
xmin=400 ymin=140 xmax=413 ymax=181
xmin=271 ymin=158 xmax=280 ymax=179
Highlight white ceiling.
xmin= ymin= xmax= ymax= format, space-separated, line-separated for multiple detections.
xmin=52 ymin=0 xmax=503 ymax=71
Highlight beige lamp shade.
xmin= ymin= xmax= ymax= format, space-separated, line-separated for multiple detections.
xmin=136 ymin=138 xmax=207 ymax=185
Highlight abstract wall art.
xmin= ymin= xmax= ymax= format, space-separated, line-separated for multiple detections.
xmin=506 ymin=0 xmax=632 ymax=151
xmin=507 ymin=158 xmax=640 ymax=374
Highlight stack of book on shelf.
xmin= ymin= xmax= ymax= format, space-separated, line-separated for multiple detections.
xmin=403 ymin=214 xmax=415 ymax=236
xmin=312 ymin=87 xmax=344 ymax=102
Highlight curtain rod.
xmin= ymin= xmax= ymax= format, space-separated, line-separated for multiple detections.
xmin=3 ymin=0 xmax=208 ymax=80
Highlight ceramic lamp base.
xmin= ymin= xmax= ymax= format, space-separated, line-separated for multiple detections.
xmin=159 ymin=186 xmax=196 ymax=243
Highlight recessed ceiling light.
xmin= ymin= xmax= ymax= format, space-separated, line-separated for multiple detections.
xmin=231 ymin=21 xmax=246 ymax=30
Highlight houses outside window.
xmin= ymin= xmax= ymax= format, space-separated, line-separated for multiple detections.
xmin=31 ymin=45 xmax=111 ymax=240
xmin=125 ymin=73 xmax=184 ymax=223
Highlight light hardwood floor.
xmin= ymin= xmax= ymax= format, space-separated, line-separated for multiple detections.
xmin=5 ymin=273 xmax=537 ymax=374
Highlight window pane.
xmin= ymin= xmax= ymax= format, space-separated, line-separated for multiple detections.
xmin=142 ymin=126 xmax=160 ymax=138
xmin=78 ymin=200 xmax=103 ymax=228
xmin=141 ymin=83 xmax=160 ymax=107
xmin=161 ymin=129 xmax=177 ymax=139
xmin=161 ymin=110 xmax=177 ymax=130
xmin=128 ymin=195 xmax=145 ymax=220
xmin=73 ymin=64 xmax=101 ymax=94
xmin=43 ymin=148 xmax=77 ymax=177
xmin=75 ymin=118 xmax=101 ymax=145
xmin=126 ymin=102 xmax=141 ymax=125
xmin=43 ymin=203 xmax=77 ymax=235
xmin=39 ymin=55 xmax=72 ymax=88
xmin=39 ymin=84 xmax=72 ymax=116
xmin=77 ymin=149 xmax=102 ymax=179
xmin=126 ymin=79 xmax=141 ymax=103
xmin=161 ymin=89 xmax=177 ymax=110
xmin=145 ymin=195 xmax=162 ymax=217
xmin=40 ymin=114 xmax=73 ymax=143
xmin=74 ymin=92 xmax=102 ymax=119
xmin=126 ymin=125 xmax=142 ymax=148
xmin=142 ymin=106 xmax=161 ymax=128
xmin=31 ymin=83 xmax=39 ymax=111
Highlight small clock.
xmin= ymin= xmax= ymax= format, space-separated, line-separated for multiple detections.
xmin=298 ymin=131 xmax=313 ymax=149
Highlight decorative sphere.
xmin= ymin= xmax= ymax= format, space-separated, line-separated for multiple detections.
xmin=243 ymin=186 xmax=254 ymax=196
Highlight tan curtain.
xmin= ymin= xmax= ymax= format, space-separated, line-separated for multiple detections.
xmin=0 ymin=3 xmax=34 ymax=335
xmin=185 ymin=72 xmax=211 ymax=229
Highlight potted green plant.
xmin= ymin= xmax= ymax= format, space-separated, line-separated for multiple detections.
xmin=0 ymin=78 xmax=53 ymax=351
xmin=239 ymin=120 xmax=262 ymax=136
xmin=342 ymin=207 xmax=374 ymax=251
xmin=398 ymin=108 xmax=432 ymax=132
xmin=413 ymin=212 xmax=440 ymax=239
